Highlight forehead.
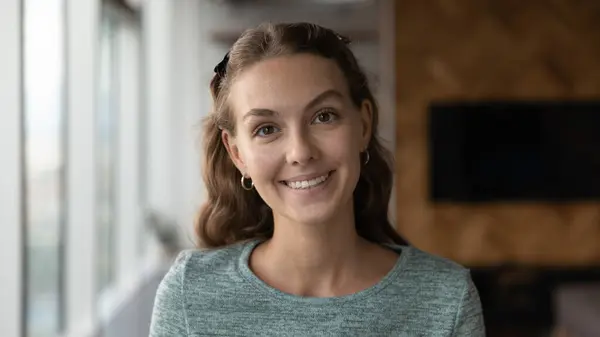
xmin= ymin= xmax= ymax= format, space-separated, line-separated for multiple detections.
xmin=229 ymin=54 xmax=348 ymax=115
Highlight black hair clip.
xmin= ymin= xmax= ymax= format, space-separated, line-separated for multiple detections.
xmin=335 ymin=33 xmax=351 ymax=45
xmin=214 ymin=52 xmax=230 ymax=77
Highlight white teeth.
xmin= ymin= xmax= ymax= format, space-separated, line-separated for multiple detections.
xmin=286 ymin=173 xmax=329 ymax=190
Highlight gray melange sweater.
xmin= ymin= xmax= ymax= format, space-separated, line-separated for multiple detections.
xmin=150 ymin=240 xmax=485 ymax=336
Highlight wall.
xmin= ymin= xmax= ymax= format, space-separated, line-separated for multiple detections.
xmin=394 ymin=0 xmax=600 ymax=266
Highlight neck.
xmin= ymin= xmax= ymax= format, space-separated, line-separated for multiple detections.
xmin=251 ymin=208 xmax=372 ymax=297
xmin=270 ymin=216 xmax=362 ymax=272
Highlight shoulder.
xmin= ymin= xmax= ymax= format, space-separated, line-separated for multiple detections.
xmin=386 ymin=245 xmax=475 ymax=303
xmin=400 ymin=245 xmax=472 ymax=283
xmin=151 ymin=241 xmax=254 ymax=336
xmin=378 ymin=246 xmax=484 ymax=334
xmin=396 ymin=248 xmax=486 ymax=335
xmin=151 ymin=243 xmax=248 ymax=336
xmin=158 ymin=241 xmax=250 ymax=295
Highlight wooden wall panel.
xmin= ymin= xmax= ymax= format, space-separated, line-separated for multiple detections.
xmin=394 ymin=0 xmax=600 ymax=266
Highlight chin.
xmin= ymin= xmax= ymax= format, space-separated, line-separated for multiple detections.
xmin=281 ymin=192 xmax=354 ymax=227
xmin=286 ymin=205 xmax=340 ymax=226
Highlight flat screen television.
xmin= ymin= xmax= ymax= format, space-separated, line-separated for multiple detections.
xmin=428 ymin=101 xmax=600 ymax=202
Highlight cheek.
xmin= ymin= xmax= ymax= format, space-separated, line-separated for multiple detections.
xmin=324 ymin=141 xmax=354 ymax=162
xmin=324 ymin=123 xmax=362 ymax=157
xmin=240 ymin=143 xmax=280 ymax=181
xmin=317 ymin=134 xmax=361 ymax=171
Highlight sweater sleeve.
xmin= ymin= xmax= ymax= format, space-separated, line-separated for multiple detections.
xmin=452 ymin=271 xmax=486 ymax=337
xmin=149 ymin=251 xmax=191 ymax=337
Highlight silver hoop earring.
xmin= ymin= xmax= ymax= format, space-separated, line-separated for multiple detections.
xmin=241 ymin=175 xmax=254 ymax=191
xmin=362 ymin=150 xmax=370 ymax=165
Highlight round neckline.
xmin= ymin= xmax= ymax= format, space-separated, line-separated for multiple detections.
xmin=236 ymin=239 xmax=410 ymax=305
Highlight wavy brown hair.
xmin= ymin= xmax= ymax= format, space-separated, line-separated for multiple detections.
xmin=196 ymin=22 xmax=406 ymax=248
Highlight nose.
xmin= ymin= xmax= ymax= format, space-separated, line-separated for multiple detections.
xmin=285 ymin=127 xmax=318 ymax=165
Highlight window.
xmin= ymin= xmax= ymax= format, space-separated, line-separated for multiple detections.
xmin=23 ymin=0 xmax=66 ymax=335
xmin=97 ymin=13 xmax=119 ymax=293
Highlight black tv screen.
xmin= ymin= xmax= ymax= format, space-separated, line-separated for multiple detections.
xmin=429 ymin=101 xmax=600 ymax=202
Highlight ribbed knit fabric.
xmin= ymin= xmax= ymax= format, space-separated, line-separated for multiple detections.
xmin=150 ymin=239 xmax=485 ymax=336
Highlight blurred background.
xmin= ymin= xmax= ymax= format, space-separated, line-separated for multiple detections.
xmin=0 ymin=0 xmax=599 ymax=337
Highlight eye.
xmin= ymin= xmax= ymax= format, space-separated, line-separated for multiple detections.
xmin=313 ymin=109 xmax=338 ymax=124
xmin=254 ymin=125 xmax=280 ymax=137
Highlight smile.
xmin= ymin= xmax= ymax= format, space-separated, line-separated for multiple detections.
xmin=282 ymin=171 xmax=332 ymax=190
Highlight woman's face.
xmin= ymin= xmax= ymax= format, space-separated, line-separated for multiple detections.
xmin=223 ymin=53 xmax=372 ymax=226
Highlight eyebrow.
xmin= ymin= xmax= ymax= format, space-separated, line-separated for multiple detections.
xmin=242 ymin=108 xmax=278 ymax=122
xmin=241 ymin=89 xmax=344 ymax=122
xmin=303 ymin=89 xmax=344 ymax=112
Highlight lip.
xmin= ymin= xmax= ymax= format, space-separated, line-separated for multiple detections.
xmin=280 ymin=170 xmax=334 ymax=183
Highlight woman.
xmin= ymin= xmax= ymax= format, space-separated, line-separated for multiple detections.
xmin=150 ymin=22 xmax=485 ymax=336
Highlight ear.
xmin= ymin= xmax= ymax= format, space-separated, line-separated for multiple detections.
xmin=359 ymin=99 xmax=374 ymax=150
xmin=221 ymin=130 xmax=246 ymax=173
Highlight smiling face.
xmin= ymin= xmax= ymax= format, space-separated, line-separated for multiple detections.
xmin=222 ymin=53 xmax=372 ymax=227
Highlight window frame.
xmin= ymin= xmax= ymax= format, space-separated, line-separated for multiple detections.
xmin=0 ymin=1 xmax=25 ymax=336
